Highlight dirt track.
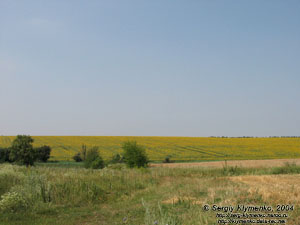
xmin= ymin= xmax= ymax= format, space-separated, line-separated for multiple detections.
xmin=150 ymin=158 xmax=300 ymax=168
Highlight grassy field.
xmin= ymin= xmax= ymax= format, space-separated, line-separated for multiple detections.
xmin=1 ymin=136 xmax=300 ymax=162
xmin=1 ymin=163 xmax=300 ymax=225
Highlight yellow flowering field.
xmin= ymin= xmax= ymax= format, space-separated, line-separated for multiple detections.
xmin=0 ymin=136 xmax=300 ymax=161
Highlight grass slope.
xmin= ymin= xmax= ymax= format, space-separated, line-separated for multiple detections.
xmin=1 ymin=163 xmax=300 ymax=225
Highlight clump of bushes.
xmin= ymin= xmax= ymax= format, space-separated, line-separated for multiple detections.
xmin=73 ymin=146 xmax=104 ymax=169
xmin=122 ymin=141 xmax=149 ymax=168
xmin=84 ymin=147 xmax=104 ymax=169
xmin=73 ymin=141 xmax=149 ymax=169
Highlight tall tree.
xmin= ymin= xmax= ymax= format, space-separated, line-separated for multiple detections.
xmin=10 ymin=135 xmax=35 ymax=166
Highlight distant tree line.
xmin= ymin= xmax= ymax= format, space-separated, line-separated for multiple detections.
xmin=1 ymin=136 xmax=149 ymax=169
xmin=0 ymin=135 xmax=51 ymax=166
xmin=209 ymin=136 xmax=300 ymax=138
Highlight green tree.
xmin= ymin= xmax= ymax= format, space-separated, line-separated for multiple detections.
xmin=9 ymin=135 xmax=36 ymax=166
xmin=84 ymin=146 xmax=104 ymax=169
xmin=122 ymin=141 xmax=148 ymax=168
xmin=72 ymin=144 xmax=87 ymax=162
xmin=80 ymin=144 xmax=87 ymax=161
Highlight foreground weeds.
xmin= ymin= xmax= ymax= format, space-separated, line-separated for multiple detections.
xmin=0 ymin=162 xmax=300 ymax=224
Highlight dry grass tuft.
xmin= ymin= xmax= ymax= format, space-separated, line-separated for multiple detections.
xmin=162 ymin=196 xmax=202 ymax=205
xmin=152 ymin=158 xmax=300 ymax=168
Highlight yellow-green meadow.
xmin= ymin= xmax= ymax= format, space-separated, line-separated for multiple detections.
xmin=1 ymin=136 xmax=299 ymax=161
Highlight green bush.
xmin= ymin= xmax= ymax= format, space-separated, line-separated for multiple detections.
xmin=122 ymin=141 xmax=148 ymax=168
xmin=110 ymin=153 xmax=124 ymax=164
xmin=35 ymin=145 xmax=51 ymax=162
xmin=73 ymin=153 xmax=83 ymax=162
xmin=163 ymin=155 xmax=173 ymax=163
xmin=84 ymin=147 xmax=104 ymax=169
xmin=0 ymin=148 xmax=11 ymax=163
xmin=91 ymin=157 xmax=105 ymax=169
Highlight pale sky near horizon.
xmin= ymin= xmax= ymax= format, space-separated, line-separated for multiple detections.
xmin=0 ymin=0 xmax=300 ymax=136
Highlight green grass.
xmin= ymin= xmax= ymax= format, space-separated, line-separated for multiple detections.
xmin=36 ymin=161 xmax=84 ymax=168
xmin=1 ymin=163 xmax=300 ymax=225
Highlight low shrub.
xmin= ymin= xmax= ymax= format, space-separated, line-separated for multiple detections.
xmin=222 ymin=161 xmax=242 ymax=176
xmin=91 ymin=157 xmax=105 ymax=169
xmin=73 ymin=153 xmax=83 ymax=162
xmin=84 ymin=147 xmax=104 ymax=169
xmin=106 ymin=163 xmax=126 ymax=170
xmin=163 ymin=156 xmax=173 ymax=163
xmin=0 ymin=192 xmax=28 ymax=212
xmin=110 ymin=153 xmax=124 ymax=164
xmin=272 ymin=162 xmax=300 ymax=174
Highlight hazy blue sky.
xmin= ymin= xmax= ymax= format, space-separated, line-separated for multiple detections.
xmin=1 ymin=0 xmax=299 ymax=136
